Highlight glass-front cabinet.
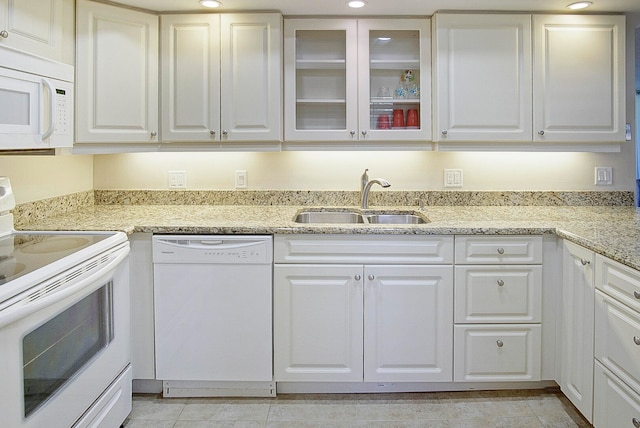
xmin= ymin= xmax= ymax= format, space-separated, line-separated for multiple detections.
xmin=284 ymin=18 xmax=431 ymax=146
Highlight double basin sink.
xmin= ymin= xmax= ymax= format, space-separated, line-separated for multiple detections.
xmin=295 ymin=209 xmax=428 ymax=225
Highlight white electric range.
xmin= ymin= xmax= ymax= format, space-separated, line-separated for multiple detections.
xmin=0 ymin=177 xmax=132 ymax=428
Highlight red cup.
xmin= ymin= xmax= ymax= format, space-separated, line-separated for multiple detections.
xmin=377 ymin=114 xmax=390 ymax=129
xmin=406 ymin=109 xmax=419 ymax=127
xmin=392 ymin=109 xmax=405 ymax=128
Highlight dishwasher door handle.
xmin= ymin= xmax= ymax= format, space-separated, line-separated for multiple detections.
xmin=199 ymin=240 xmax=224 ymax=245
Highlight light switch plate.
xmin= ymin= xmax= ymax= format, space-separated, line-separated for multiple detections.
xmin=594 ymin=167 xmax=613 ymax=186
xmin=235 ymin=170 xmax=248 ymax=189
xmin=444 ymin=169 xmax=463 ymax=188
xmin=168 ymin=170 xmax=187 ymax=189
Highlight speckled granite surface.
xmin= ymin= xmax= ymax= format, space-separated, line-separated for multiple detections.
xmin=18 ymin=202 xmax=640 ymax=272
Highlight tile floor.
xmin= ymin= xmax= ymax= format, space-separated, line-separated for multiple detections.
xmin=123 ymin=388 xmax=591 ymax=428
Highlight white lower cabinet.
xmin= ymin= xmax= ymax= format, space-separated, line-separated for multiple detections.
xmin=454 ymin=236 xmax=543 ymax=382
xmin=560 ymin=240 xmax=595 ymax=423
xmin=594 ymin=254 xmax=640 ymax=427
xmin=273 ymin=235 xmax=454 ymax=383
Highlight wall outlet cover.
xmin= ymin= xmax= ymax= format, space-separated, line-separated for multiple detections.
xmin=444 ymin=169 xmax=463 ymax=188
xmin=594 ymin=167 xmax=613 ymax=186
xmin=168 ymin=170 xmax=187 ymax=189
xmin=235 ymin=170 xmax=248 ymax=189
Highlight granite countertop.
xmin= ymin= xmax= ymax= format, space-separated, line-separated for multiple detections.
xmin=18 ymin=203 xmax=640 ymax=272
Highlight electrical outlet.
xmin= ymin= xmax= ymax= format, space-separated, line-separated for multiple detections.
xmin=594 ymin=167 xmax=613 ymax=186
xmin=168 ymin=170 xmax=187 ymax=189
xmin=444 ymin=169 xmax=463 ymax=188
xmin=235 ymin=170 xmax=248 ymax=189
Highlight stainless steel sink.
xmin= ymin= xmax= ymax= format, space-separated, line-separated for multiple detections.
xmin=294 ymin=210 xmax=429 ymax=225
xmin=365 ymin=214 xmax=428 ymax=224
xmin=294 ymin=211 xmax=364 ymax=224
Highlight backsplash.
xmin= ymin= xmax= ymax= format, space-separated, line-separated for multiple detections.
xmin=93 ymin=190 xmax=634 ymax=207
xmin=13 ymin=190 xmax=94 ymax=229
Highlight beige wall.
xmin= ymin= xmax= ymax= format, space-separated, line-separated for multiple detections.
xmin=93 ymin=149 xmax=635 ymax=191
xmin=0 ymin=154 xmax=93 ymax=204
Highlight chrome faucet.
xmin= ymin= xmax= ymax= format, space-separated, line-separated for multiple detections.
xmin=361 ymin=176 xmax=391 ymax=209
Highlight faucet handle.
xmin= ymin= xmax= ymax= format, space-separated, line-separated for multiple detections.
xmin=361 ymin=169 xmax=369 ymax=192
xmin=414 ymin=198 xmax=424 ymax=210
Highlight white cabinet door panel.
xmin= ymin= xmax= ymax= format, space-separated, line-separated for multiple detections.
xmin=364 ymin=265 xmax=453 ymax=382
xmin=594 ymin=362 xmax=640 ymax=428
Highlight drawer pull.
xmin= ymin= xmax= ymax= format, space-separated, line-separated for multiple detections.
xmin=354 ymin=274 xmax=361 ymax=281
xmin=497 ymin=279 xmax=505 ymax=287
xmin=633 ymin=418 xmax=640 ymax=427
xmin=580 ymin=258 xmax=590 ymax=266
xmin=496 ymin=340 xmax=504 ymax=348
xmin=634 ymin=336 xmax=640 ymax=346
xmin=497 ymin=248 xmax=505 ymax=255
xmin=634 ymin=291 xmax=640 ymax=299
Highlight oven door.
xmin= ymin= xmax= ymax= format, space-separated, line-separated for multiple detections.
xmin=0 ymin=243 xmax=130 ymax=428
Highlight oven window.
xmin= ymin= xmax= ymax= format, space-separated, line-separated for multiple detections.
xmin=22 ymin=282 xmax=114 ymax=417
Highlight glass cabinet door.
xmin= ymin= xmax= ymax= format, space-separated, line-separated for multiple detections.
xmin=284 ymin=19 xmax=358 ymax=142
xmin=358 ymin=19 xmax=431 ymax=143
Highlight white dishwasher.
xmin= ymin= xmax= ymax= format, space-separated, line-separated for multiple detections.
xmin=152 ymin=235 xmax=274 ymax=397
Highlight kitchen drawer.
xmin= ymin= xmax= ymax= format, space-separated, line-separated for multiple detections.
xmin=595 ymin=290 xmax=640 ymax=394
xmin=454 ymin=324 xmax=541 ymax=382
xmin=594 ymin=361 xmax=640 ymax=428
xmin=454 ymin=236 xmax=542 ymax=265
xmin=455 ymin=266 xmax=542 ymax=323
xmin=596 ymin=254 xmax=640 ymax=314
xmin=274 ymin=235 xmax=453 ymax=264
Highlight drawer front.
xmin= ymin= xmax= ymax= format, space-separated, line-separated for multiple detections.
xmin=596 ymin=254 xmax=640 ymax=314
xmin=454 ymin=324 xmax=541 ymax=382
xmin=595 ymin=290 xmax=640 ymax=394
xmin=594 ymin=361 xmax=640 ymax=428
xmin=455 ymin=236 xmax=543 ymax=264
xmin=455 ymin=266 xmax=542 ymax=323
xmin=274 ymin=235 xmax=454 ymax=264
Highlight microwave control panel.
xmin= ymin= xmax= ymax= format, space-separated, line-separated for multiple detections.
xmin=54 ymin=88 xmax=70 ymax=135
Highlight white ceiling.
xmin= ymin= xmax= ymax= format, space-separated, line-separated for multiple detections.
xmin=105 ymin=0 xmax=640 ymax=15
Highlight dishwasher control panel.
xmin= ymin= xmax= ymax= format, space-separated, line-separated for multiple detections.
xmin=152 ymin=235 xmax=273 ymax=264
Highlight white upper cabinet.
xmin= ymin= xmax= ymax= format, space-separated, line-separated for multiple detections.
xmin=220 ymin=13 xmax=282 ymax=143
xmin=0 ymin=0 xmax=64 ymax=61
xmin=76 ymin=0 xmax=159 ymax=143
xmin=533 ymin=15 xmax=625 ymax=143
xmin=161 ymin=14 xmax=221 ymax=143
xmin=433 ymin=14 xmax=532 ymax=142
xmin=284 ymin=18 xmax=431 ymax=147
xmin=162 ymin=13 xmax=282 ymax=144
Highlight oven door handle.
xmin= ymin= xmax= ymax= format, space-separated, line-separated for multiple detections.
xmin=0 ymin=245 xmax=129 ymax=328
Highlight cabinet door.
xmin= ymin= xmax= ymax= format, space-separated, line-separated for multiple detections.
xmin=561 ymin=240 xmax=595 ymax=423
xmin=0 ymin=0 xmax=64 ymax=61
xmin=594 ymin=362 xmax=640 ymax=428
xmin=357 ymin=19 xmax=431 ymax=143
xmin=161 ymin=14 xmax=220 ymax=143
xmin=76 ymin=0 xmax=158 ymax=143
xmin=273 ymin=264 xmax=363 ymax=382
xmin=284 ymin=19 xmax=358 ymax=142
xmin=533 ymin=15 xmax=625 ymax=143
xmin=364 ymin=265 xmax=453 ymax=382
xmin=432 ymin=14 xmax=532 ymax=142
xmin=220 ymin=13 xmax=282 ymax=142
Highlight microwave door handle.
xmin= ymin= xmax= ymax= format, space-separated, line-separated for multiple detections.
xmin=41 ymin=79 xmax=56 ymax=141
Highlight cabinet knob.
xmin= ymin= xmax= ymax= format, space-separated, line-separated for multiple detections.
xmin=210 ymin=130 xmax=215 ymax=136
xmin=497 ymin=279 xmax=505 ymax=287
xmin=634 ymin=336 xmax=640 ymax=346
xmin=368 ymin=274 xmax=375 ymax=281
xmin=496 ymin=340 xmax=504 ymax=348
xmin=441 ymin=130 xmax=448 ymax=136
xmin=354 ymin=274 xmax=361 ymax=281
xmin=497 ymin=247 xmax=505 ymax=255
xmin=350 ymin=130 xmax=356 ymax=137
xmin=633 ymin=417 xmax=640 ymax=428
xmin=538 ymin=130 xmax=545 ymax=136
xmin=361 ymin=130 xmax=367 ymax=137
xmin=150 ymin=131 xmax=157 ymax=138
xmin=580 ymin=258 xmax=591 ymax=266
xmin=222 ymin=130 xmax=228 ymax=136
xmin=0 ymin=30 xmax=8 ymax=39
xmin=634 ymin=291 xmax=640 ymax=299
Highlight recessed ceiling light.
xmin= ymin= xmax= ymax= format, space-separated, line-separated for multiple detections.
xmin=199 ymin=0 xmax=222 ymax=8
xmin=347 ymin=0 xmax=367 ymax=8
xmin=566 ymin=1 xmax=593 ymax=10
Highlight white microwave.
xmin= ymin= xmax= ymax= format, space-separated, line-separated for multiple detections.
xmin=0 ymin=47 xmax=74 ymax=150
